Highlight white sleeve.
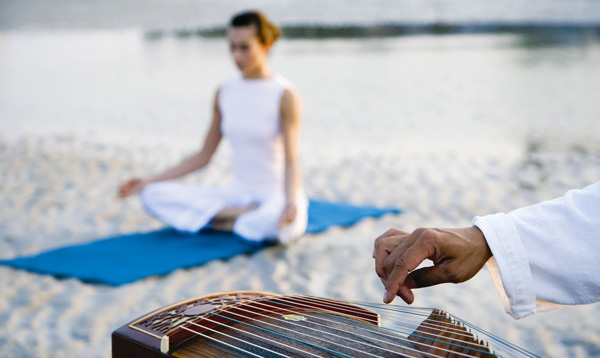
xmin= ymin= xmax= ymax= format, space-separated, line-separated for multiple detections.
xmin=472 ymin=181 xmax=600 ymax=319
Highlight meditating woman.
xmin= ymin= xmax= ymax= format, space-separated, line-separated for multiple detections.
xmin=118 ymin=11 xmax=308 ymax=244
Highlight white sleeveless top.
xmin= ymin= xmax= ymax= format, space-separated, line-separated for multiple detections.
xmin=218 ymin=74 xmax=291 ymax=194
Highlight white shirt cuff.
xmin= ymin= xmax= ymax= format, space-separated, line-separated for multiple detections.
xmin=473 ymin=213 xmax=536 ymax=319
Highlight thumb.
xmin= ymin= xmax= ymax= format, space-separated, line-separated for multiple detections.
xmin=406 ymin=264 xmax=453 ymax=289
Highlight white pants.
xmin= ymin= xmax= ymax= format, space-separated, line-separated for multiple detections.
xmin=139 ymin=182 xmax=308 ymax=244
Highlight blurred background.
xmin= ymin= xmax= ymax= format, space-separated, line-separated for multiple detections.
xmin=1 ymin=1 xmax=599 ymax=357
xmin=1 ymin=0 xmax=599 ymax=157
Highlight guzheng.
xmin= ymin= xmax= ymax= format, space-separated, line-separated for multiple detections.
xmin=112 ymin=291 xmax=539 ymax=358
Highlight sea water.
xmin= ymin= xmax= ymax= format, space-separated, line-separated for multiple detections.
xmin=1 ymin=27 xmax=599 ymax=161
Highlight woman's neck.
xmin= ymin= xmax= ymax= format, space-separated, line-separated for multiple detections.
xmin=242 ymin=64 xmax=272 ymax=79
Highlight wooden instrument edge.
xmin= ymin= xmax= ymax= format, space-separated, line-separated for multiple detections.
xmin=112 ymin=291 xmax=383 ymax=357
xmin=121 ymin=291 xmax=279 ymax=354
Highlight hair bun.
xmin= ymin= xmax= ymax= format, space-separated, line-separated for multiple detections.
xmin=230 ymin=11 xmax=281 ymax=45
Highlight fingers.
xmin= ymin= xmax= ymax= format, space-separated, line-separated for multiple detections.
xmin=382 ymin=243 xmax=432 ymax=303
xmin=379 ymin=229 xmax=441 ymax=304
xmin=118 ymin=179 xmax=146 ymax=198
xmin=384 ymin=285 xmax=414 ymax=304
xmin=379 ymin=227 xmax=491 ymax=304
xmin=277 ymin=215 xmax=290 ymax=228
xmin=118 ymin=183 xmax=131 ymax=198
xmin=373 ymin=228 xmax=409 ymax=280
xmin=119 ymin=182 xmax=137 ymax=198
xmin=374 ymin=242 xmax=393 ymax=280
xmin=277 ymin=206 xmax=297 ymax=228
xmin=397 ymin=285 xmax=414 ymax=304
xmin=287 ymin=208 xmax=297 ymax=223
xmin=374 ymin=228 xmax=409 ymax=246
xmin=406 ymin=264 xmax=452 ymax=289
xmin=390 ymin=253 xmax=471 ymax=304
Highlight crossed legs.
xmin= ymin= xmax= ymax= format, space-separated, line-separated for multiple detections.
xmin=211 ymin=205 xmax=258 ymax=231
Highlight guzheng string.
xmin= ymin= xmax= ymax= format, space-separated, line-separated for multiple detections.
xmin=247 ymin=298 xmax=487 ymax=357
xmin=286 ymin=296 xmax=484 ymax=345
xmin=295 ymin=295 xmax=537 ymax=358
xmin=180 ymin=324 xmax=270 ymax=358
xmin=208 ymin=312 xmax=360 ymax=358
xmin=181 ymin=305 xmax=475 ymax=358
xmin=264 ymin=295 xmax=493 ymax=354
xmin=255 ymin=297 xmax=494 ymax=357
xmin=163 ymin=293 xmax=538 ymax=358
xmin=181 ymin=295 xmax=495 ymax=358
xmin=280 ymin=296 xmax=477 ymax=341
xmin=207 ymin=302 xmax=431 ymax=358
xmin=284 ymin=295 xmax=512 ymax=352
xmin=189 ymin=317 xmax=336 ymax=358
xmin=185 ymin=319 xmax=303 ymax=358
xmin=287 ymin=295 xmax=536 ymax=358
xmin=342 ymin=298 xmax=535 ymax=358
xmin=349 ymin=301 xmax=535 ymax=357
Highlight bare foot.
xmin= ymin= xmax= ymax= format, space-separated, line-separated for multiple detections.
xmin=211 ymin=205 xmax=258 ymax=231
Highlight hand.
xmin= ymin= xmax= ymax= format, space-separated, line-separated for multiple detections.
xmin=373 ymin=226 xmax=492 ymax=305
xmin=118 ymin=178 xmax=150 ymax=198
xmin=278 ymin=202 xmax=297 ymax=228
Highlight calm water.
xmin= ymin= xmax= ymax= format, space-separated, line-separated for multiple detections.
xmin=1 ymin=29 xmax=599 ymax=163
xmin=1 ymin=0 xmax=600 ymax=160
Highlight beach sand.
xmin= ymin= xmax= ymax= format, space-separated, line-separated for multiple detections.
xmin=1 ymin=134 xmax=599 ymax=358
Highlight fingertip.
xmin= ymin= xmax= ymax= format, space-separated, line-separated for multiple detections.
xmin=383 ymin=291 xmax=392 ymax=304
xmin=399 ymin=285 xmax=414 ymax=305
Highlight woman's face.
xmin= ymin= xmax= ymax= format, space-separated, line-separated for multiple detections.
xmin=228 ymin=25 xmax=270 ymax=76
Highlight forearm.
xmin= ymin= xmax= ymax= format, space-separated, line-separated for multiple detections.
xmin=142 ymin=88 xmax=222 ymax=185
xmin=148 ymin=152 xmax=209 ymax=183
xmin=279 ymin=87 xmax=302 ymax=204
xmin=284 ymin=162 xmax=301 ymax=203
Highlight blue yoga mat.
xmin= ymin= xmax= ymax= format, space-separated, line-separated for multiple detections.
xmin=1 ymin=199 xmax=400 ymax=286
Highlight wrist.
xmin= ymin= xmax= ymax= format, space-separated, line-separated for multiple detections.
xmin=467 ymin=226 xmax=492 ymax=260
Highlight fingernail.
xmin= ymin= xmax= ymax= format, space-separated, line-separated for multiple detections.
xmin=383 ymin=291 xmax=389 ymax=303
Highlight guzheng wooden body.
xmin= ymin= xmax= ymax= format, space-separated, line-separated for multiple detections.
xmin=112 ymin=291 xmax=539 ymax=358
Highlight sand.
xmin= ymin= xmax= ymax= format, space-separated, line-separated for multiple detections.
xmin=1 ymin=133 xmax=599 ymax=358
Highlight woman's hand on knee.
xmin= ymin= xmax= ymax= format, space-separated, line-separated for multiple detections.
xmin=278 ymin=202 xmax=297 ymax=228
